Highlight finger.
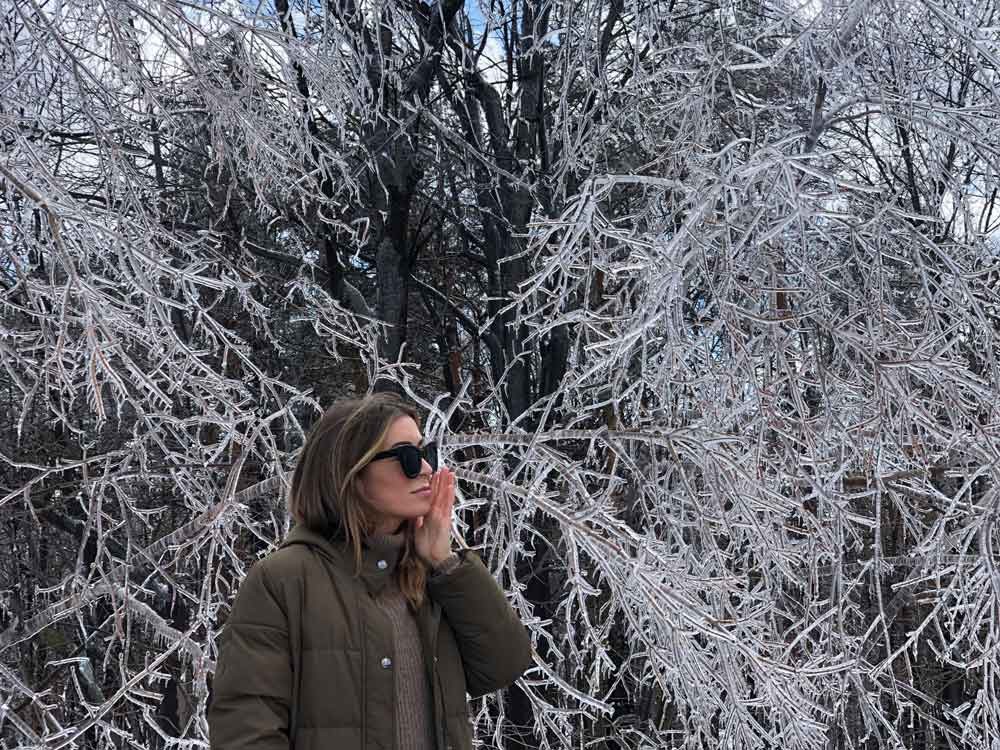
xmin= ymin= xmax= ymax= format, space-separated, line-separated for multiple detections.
xmin=441 ymin=471 xmax=455 ymax=508
xmin=434 ymin=469 xmax=449 ymax=508
xmin=429 ymin=471 xmax=442 ymax=513
xmin=430 ymin=484 xmax=444 ymax=521
xmin=439 ymin=471 xmax=454 ymax=519
xmin=443 ymin=470 xmax=455 ymax=510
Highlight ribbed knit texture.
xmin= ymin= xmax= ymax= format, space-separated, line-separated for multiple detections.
xmin=365 ymin=531 xmax=436 ymax=750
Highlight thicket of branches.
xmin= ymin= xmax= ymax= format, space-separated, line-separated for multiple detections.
xmin=2 ymin=0 xmax=1000 ymax=748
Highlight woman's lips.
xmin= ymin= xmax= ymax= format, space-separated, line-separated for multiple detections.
xmin=413 ymin=487 xmax=432 ymax=495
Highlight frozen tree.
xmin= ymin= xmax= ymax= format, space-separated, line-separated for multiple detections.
xmin=1 ymin=0 xmax=999 ymax=749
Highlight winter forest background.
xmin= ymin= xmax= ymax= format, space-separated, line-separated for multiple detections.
xmin=2 ymin=0 xmax=1000 ymax=748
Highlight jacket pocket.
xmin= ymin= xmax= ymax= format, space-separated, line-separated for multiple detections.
xmin=444 ymin=711 xmax=474 ymax=750
xmin=292 ymin=727 xmax=362 ymax=750
xmin=297 ymin=648 xmax=362 ymax=728
xmin=437 ymin=621 xmax=470 ymax=714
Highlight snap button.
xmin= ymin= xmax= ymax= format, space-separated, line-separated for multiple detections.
xmin=381 ymin=657 xmax=392 ymax=669
xmin=376 ymin=559 xmax=388 ymax=570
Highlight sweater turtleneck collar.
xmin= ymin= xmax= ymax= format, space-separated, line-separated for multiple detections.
xmin=362 ymin=527 xmax=407 ymax=575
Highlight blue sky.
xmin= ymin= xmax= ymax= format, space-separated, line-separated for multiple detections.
xmin=465 ymin=0 xmax=486 ymax=30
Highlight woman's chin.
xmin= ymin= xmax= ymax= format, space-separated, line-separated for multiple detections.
xmin=408 ymin=501 xmax=433 ymax=519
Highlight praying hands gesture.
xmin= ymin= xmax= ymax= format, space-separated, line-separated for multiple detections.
xmin=413 ymin=467 xmax=456 ymax=566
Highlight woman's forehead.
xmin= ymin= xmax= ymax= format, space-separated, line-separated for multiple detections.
xmin=382 ymin=415 xmax=422 ymax=446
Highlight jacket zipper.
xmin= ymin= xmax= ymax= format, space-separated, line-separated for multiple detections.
xmin=360 ymin=598 xmax=367 ymax=750
xmin=435 ymin=667 xmax=448 ymax=750
xmin=430 ymin=607 xmax=445 ymax=750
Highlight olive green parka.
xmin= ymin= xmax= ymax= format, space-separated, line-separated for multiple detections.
xmin=208 ymin=525 xmax=532 ymax=750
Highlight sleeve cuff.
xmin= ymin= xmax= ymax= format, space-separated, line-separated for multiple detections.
xmin=429 ymin=551 xmax=462 ymax=579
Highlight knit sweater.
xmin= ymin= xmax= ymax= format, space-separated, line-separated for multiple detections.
xmin=364 ymin=530 xmax=461 ymax=750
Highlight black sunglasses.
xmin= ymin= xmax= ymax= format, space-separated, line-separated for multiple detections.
xmin=367 ymin=441 xmax=438 ymax=478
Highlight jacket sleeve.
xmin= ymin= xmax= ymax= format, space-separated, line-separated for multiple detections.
xmin=209 ymin=562 xmax=292 ymax=750
xmin=427 ymin=548 xmax=533 ymax=698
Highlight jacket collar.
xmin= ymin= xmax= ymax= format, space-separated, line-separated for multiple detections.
xmin=279 ymin=523 xmax=403 ymax=597
xmin=280 ymin=524 xmax=443 ymax=663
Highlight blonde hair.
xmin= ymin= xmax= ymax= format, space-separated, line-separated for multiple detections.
xmin=288 ymin=393 xmax=429 ymax=610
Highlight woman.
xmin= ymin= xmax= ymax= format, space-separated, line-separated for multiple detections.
xmin=208 ymin=393 xmax=532 ymax=750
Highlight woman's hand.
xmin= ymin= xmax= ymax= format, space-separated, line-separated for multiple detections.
xmin=413 ymin=467 xmax=455 ymax=566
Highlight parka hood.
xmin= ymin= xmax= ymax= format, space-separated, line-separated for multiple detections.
xmin=279 ymin=523 xmax=404 ymax=597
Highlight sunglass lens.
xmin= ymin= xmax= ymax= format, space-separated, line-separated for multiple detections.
xmin=400 ymin=446 xmax=422 ymax=478
xmin=395 ymin=442 xmax=439 ymax=477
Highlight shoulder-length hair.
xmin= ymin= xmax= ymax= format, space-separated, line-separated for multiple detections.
xmin=288 ymin=392 xmax=429 ymax=610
